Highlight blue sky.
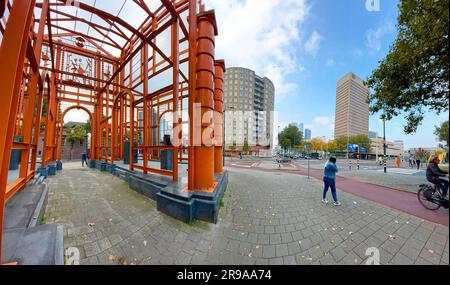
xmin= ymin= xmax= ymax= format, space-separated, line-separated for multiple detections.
xmin=65 ymin=0 xmax=448 ymax=149
xmin=207 ymin=0 xmax=448 ymax=149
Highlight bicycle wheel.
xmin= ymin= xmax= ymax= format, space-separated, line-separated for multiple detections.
xmin=418 ymin=189 xmax=441 ymax=211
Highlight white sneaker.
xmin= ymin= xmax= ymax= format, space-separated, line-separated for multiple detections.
xmin=322 ymin=199 xmax=329 ymax=204
xmin=333 ymin=201 xmax=342 ymax=206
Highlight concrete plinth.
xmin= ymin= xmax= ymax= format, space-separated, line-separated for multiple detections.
xmin=157 ymin=172 xmax=229 ymax=224
xmin=2 ymin=183 xmax=63 ymax=265
xmin=94 ymin=163 xmax=228 ymax=224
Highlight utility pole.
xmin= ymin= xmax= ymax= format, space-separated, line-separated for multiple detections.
xmin=357 ymin=145 xmax=360 ymax=170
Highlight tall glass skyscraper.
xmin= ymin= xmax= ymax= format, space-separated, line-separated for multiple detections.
xmin=305 ymin=129 xmax=312 ymax=140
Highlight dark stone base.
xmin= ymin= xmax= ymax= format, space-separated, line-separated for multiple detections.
xmin=89 ymin=159 xmax=96 ymax=169
xmin=129 ymin=175 xmax=165 ymax=200
xmin=157 ymin=172 xmax=229 ymax=224
xmin=90 ymin=163 xmax=229 ymax=224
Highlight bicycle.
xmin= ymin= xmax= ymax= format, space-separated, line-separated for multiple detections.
xmin=418 ymin=184 xmax=449 ymax=210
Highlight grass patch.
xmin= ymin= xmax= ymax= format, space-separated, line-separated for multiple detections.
xmin=40 ymin=214 xmax=47 ymax=225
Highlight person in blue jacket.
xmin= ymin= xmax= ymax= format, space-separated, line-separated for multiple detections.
xmin=81 ymin=152 xmax=88 ymax=167
xmin=322 ymin=157 xmax=341 ymax=206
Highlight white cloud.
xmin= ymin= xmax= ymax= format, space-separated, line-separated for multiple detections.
xmin=366 ymin=21 xmax=395 ymax=52
xmin=314 ymin=116 xmax=335 ymax=131
xmin=326 ymin=58 xmax=335 ymax=67
xmin=304 ymin=30 xmax=323 ymax=56
xmin=205 ymin=0 xmax=311 ymax=103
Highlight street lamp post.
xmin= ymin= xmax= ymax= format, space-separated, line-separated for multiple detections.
xmin=278 ymin=125 xmax=281 ymax=154
xmin=357 ymin=145 xmax=360 ymax=170
xmin=223 ymin=106 xmax=234 ymax=167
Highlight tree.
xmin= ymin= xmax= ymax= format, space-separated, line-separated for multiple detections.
xmin=243 ymin=138 xmax=250 ymax=153
xmin=229 ymin=141 xmax=237 ymax=152
xmin=335 ymin=136 xmax=348 ymax=151
xmin=280 ymin=137 xmax=291 ymax=151
xmin=434 ymin=121 xmax=449 ymax=147
xmin=310 ymin=138 xmax=326 ymax=152
xmin=335 ymin=135 xmax=372 ymax=153
xmin=84 ymin=119 xmax=91 ymax=133
xmin=327 ymin=140 xmax=338 ymax=153
xmin=415 ymin=148 xmax=430 ymax=162
xmin=366 ymin=0 xmax=449 ymax=134
xmin=65 ymin=125 xmax=86 ymax=160
xmin=278 ymin=124 xmax=303 ymax=151
xmin=351 ymin=134 xmax=372 ymax=153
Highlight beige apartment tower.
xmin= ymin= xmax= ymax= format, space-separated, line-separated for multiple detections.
xmin=223 ymin=67 xmax=275 ymax=153
xmin=334 ymin=72 xmax=370 ymax=139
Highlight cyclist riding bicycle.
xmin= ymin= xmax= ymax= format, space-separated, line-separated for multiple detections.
xmin=426 ymin=156 xmax=449 ymax=199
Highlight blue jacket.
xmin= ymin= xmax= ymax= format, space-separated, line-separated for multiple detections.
xmin=324 ymin=161 xmax=338 ymax=180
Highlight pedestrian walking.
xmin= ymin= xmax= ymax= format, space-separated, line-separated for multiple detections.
xmin=416 ymin=157 xmax=421 ymax=170
xmin=322 ymin=157 xmax=341 ymax=206
xmin=81 ymin=152 xmax=88 ymax=167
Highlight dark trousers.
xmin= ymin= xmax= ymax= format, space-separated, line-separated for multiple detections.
xmin=436 ymin=178 xmax=449 ymax=197
xmin=416 ymin=161 xmax=421 ymax=169
xmin=323 ymin=177 xmax=338 ymax=202
xmin=82 ymin=157 xmax=88 ymax=167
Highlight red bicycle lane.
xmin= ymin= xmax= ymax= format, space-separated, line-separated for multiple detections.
xmin=226 ymin=162 xmax=449 ymax=227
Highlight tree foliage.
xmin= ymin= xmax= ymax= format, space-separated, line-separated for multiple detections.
xmin=327 ymin=140 xmax=338 ymax=153
xmin=243 ymin=138 xmax=250 ymax=152
xmin=335 ymin=135 xmax=372 ymax=152
xmin=434 ymin=120 xmax=449 ymax=147
xmin=366 ymin=0 xmax=449 ymax=134
xmin=310 ymin=138 xmax=326 ymax=152
xmin=278 ymin=124 xmax=303 ymax=151
xmin=84 ymin=119 xmax=91 ymax=133
xmin=415 ymin=148 xmax=430 ymax=161
xmin=66 ymin=125 xmax=86 ymax=148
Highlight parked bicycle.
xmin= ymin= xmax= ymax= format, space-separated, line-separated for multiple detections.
xmin=418 ymin=184 xmax=449 ymax=210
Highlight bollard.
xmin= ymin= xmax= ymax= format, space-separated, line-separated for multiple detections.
xmin=48 ymin=164 xmax=56 ymax=176
xmin=38 ymin=167 xmax=48 ymax=178
xmin=307 ymin=158 xmax=310 ymax=179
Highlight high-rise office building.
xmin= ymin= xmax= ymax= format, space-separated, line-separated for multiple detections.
xmin=223 ymin=67 xmax=275 ymax=153
xmin=299 ymin=123 xmax=304 ymax=134
xmin=334 ymin=72 xmax=370 ymax=139
xmin=304 ymin=129 xmax=312 ymax=140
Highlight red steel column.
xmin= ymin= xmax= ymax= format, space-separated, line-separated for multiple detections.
xmin=187 ymin=0 xmax=197 ymax=191
xmin=193 ymin=11 xmax=218 ymax=191
xmin=0 ymin=0 xmax=35 ymax=263
xmin=214 ymin=60 xmax=225 ymax=174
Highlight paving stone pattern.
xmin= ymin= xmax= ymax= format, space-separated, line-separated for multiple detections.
xmin=45 ymin=163 xmax=449 ymax=265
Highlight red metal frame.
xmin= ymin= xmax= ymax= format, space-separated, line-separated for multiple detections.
xmin=0 ymin=0 xmax=225 ymax=262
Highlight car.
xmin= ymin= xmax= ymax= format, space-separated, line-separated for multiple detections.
xmin=277 ymin=156 xmax=292 ymax=163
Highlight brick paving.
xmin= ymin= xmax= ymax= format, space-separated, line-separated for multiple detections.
xmin=45 ymin=162 xmax=449 ymax=265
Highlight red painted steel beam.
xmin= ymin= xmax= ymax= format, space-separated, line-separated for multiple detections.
xmin=0 ymin=0 xmax=36 ymax=263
